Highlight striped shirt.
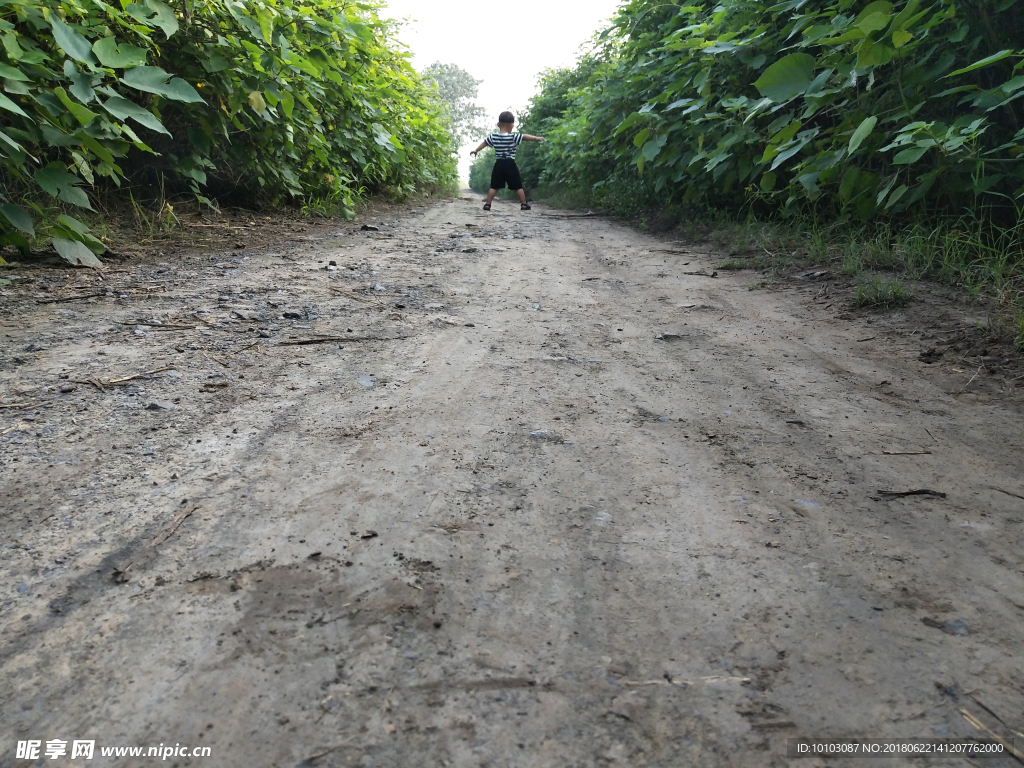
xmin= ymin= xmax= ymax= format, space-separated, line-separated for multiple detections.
xmin=484 ymin=131 xmax=524 ymax=159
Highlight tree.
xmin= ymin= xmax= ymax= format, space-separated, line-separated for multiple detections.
xmin=422 ymin=62 xmax=488 ymax=149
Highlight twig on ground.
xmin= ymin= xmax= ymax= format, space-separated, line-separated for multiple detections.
xmin=36 ymin=292 xmax=106 ymax=305
xmin=148 ymin=504 xmax=199 ymax=548
xmin=960 ymin=710 xmax=1024 ymax=764
xmin=957 ymin=365 xmax=985 ymax=394
xmin=117 ymin=321 xmax=195 ymax=330
xmin=882 ymin=450 xmax=932 ymax=455
xmin=277 ymin=335 xmax=407 ymax=346
xmin=200 ymin=350 xmax=230 ymax=367
xmin=992 ymin=487 xmax=1024 ymax=501
xmin=877 ymin=489 xmax=947 ymax=498
xmin=108 ymin=365 xmax=176 ymax=384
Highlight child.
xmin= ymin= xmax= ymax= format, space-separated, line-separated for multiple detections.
xmin=470 ymin=111 xmax=544 ymax=211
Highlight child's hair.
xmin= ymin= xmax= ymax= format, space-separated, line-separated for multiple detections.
xmin=498 ymin=111 xmax=515 ymax=125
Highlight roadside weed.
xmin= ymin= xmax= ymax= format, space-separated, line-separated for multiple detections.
xmin=854 ymin=276 xmax=912 ymax=308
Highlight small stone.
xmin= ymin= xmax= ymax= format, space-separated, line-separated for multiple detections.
xmin=360 ymin=224 xmax=379 ymax=232
xmin=282 ymin=310 xmax=302 ymax=319
xmin=529 ymin=429 xmax=564 ymax=442
xmin=146 ymin=400 xmax=176 ymax=411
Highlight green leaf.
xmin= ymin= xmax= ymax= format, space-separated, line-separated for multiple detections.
xmin=856 ymin=12 xmax=891 ymax=33
xmin=855 ymin=1 xmax=893 ymax=22
xmin=54 ymin=87 xmax=99 ymax=126
xmin=0 ymin=63 xmax=28 ymax=81
xmin=848 ymin=116 xmax=877 ymax=154
xmin=0 ymin=92 xmax=28 ymax=118
xmin=760 ymin=171 xmax=777 ymax=191
xmin=35 ymin=164 xmax=93 ymax=209
xmin=885 ymin=183 xmax=908 ymax=208
xmin=0 ymin=203 xmax=34 ymax=236
xmin=279 ymin=91 xmax=294 ymax=118
xmin=839 ymin=167 xmax=860 ymax=203
xmin=50 ymin=18 xmax=97 ymax=65
xmin=55 ymin=215 xmax=104 ymax=253
xmin=121 ymin=66 xmax=205 ymax=103
xmin=891 ymin=30 xmax=912 ymax=48
xmin=893 ymin=145 xmax=928 ymax=164
xmin=857 ymin=42 xmax=894 ymax=68
xmin=0 ymin=128 xmax=26 ymax=157
xmin=56 ymin=213 xmax=89 ymax=235
xmin=145 ymin=0 xmax=179 ymax=38
xmin=945 ymin=50 xmax=1014 ymax=79
xmin=256 ymin=7 xmax=275 ymax=43
xmin=52 ymin=237 xmax=103 ymax=268
xmin=93 ymin=37 xmax=149 ymax=68
xmin=101 ymin=95 xmax=171 ymax=134
xmin=641 ymin=136 xmax=665 ymax=162
xmin=753 ymin=53 xmax=816 ymax=102
xmin=125 ymin=1 xmax=179 ymax=38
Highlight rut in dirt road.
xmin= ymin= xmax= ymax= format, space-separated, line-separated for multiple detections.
xmin=1 ymin=195 xmax=1022 ymax=767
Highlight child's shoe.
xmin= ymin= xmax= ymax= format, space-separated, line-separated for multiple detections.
xmin=521 ymin=203 xmax=531 ymax=211
xmin=482 ymin=203 xmax=491 ymax=211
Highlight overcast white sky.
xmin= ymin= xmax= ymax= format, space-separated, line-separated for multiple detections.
xmin=380 ymin=0 xmax=622 ymax=178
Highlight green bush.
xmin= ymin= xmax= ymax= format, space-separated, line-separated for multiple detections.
xmin=529 ymin=0 xmax=1024 ymax=222
xmin=469 ymin=147 xmax=493 ymax=192
xmin=0 ymin=0 xmax=456 ymax=265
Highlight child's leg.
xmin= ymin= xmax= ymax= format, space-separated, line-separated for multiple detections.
xmin=515 ymin=189 xmax=527 ymax=205
xmin=486 ymin=188 xmax=498 ymax=205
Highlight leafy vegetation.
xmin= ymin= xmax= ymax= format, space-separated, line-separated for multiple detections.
xmin=527 ymin=0 xmax=1024 ymax=221
xmin=0 ymin=0 xmax=456 ymax=265
xmin=518 ymin=0 xmax=1024 ymax=341
xmin=423 ymin=61 xmax=486 ymax=148
xmin=854 ymin=274 xmax=912 ymax=306
xmin=468 ymin=146 xmax=493 ymax=192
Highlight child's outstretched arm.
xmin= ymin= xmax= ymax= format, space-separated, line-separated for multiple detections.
xmin=469 ymin=140 xmax=488 ymax=156
xmin=521 ymin=134 xmax=545 ymax=142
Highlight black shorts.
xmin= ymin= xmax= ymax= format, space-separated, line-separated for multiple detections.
xmin=490 ymin=158 xmax=523 ymax=191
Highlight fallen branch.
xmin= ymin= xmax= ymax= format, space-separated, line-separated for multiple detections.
xmin=0 ymin=402 xmax=31 ymax=409
xmin=882 ymin=450 xmax=932 ymax=456
xmin=328 ymin=286 xmax=374 ymax=303
xmin=877 ymin=489 xmax=946 ymax=498
xmin=117 ymin=321 xmax=196 ymax=331
xmin=681 ymin=269 xmax=718 ymax=278
xmin=992 ymin=486 xmax=1024 ymax=501
xmin=149 ymin=504 xmax=198 ymax=548
xmin=108 ymin=365 xmax=177 ymax=384
xmin=36 ymin=292 xmax=107 ymax=304
xmin=960 ymin=710 xmax=1024 ymax=764
xmin=200 ymin=350 xmax=230 ymax=368
xmin=113 ymin=505 xmax=200 ymax=583
xmin=277 ymin=335 xmax=407 ymax=346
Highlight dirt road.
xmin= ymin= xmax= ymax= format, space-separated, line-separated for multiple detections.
xmin=2 ymin=195 xmax=1023 ymax=767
